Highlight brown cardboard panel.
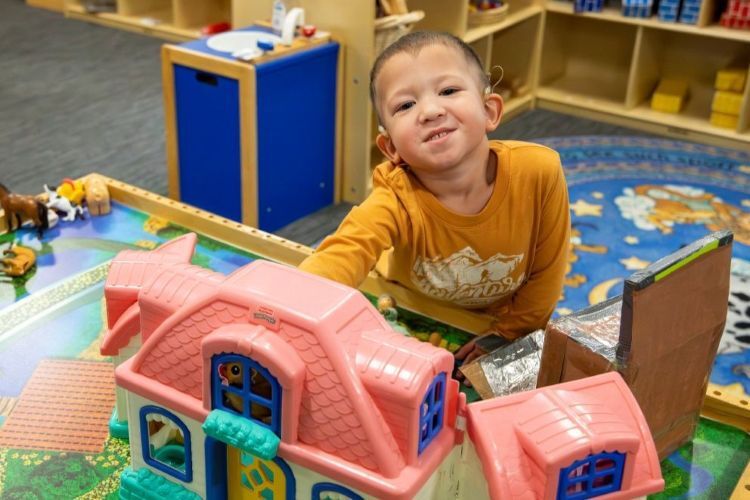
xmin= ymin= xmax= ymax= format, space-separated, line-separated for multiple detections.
xmin=626 ymin=245 xmax=731 ymax=366
xmin=537 ymin=325 xmax=568 ymax=387
xmin=460 ymin=362 xmax=494 ymax=400
xmin=561 ymin=340 xmax=612 ymax=382
xmin=623 ymin=324 xmax=724 ymax=437
xmin=651 ymin=412 xmax=698 ymax=460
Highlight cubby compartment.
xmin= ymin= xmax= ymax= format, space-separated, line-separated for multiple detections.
xmin=539 ymin=13 xmax=637 ymax=105
xmin=408 ymin=0 xmax=468 ymax=37
xmin=118 ymin=0 xmax=172 ymax=23
xmin=173 ymin=0 xmax=230 ymax=30
xmin=490 ymin=13 xmax=541 ymax=106
xmin=629 ymin=28 xmax=750 ymax=133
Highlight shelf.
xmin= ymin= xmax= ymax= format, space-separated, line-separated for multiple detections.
xmin=464 ymin=5 xmax=544 ymax=43
xmin=537 ymin=86 xmax=750 ymax=143
xmin=173 ymin=0 xmax=229 ymax=31
xmin=545 ymin=0 xmax=750 ymax=43
xmin=541 ymin=13 xmax=636 ymax=105
xmin=65 ymin=3 xmax=199 ymax=41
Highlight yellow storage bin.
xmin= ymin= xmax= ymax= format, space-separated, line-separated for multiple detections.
xmin=715 ymin=67 xmax=747 ymax=93
xmin=651 ymin=79 xmax=689 ymax=114
xmin=710 ymin=111 xmax=739 ymax=129
xmin=712 ymin=90 xmax=744 ymax=115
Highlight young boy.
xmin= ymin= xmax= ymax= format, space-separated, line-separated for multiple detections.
xmin=299 ymin=31 xmax=570 ymax=367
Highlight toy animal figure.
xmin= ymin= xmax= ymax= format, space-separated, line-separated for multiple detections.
xmin=0 ymin=183 xmax=49 ymax=238
xmin=44 ymin=184 xmax=85 ymax=222
xmin=0 ymin=245 xmax=36 ymax=277
xmin=218 ymin=361 xmax=272 ymax=423
xmin=83 ymin=175 xmax=110 ymax=216
xmin=56 ymin=178 xmax=86 ymax=206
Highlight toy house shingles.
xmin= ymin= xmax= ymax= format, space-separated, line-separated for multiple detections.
xmin=102 ymin=234 xmax=664 ymax=499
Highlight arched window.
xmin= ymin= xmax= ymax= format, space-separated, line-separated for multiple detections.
xmin=311 ymin=482 xmax=363 ymax=500
xmin=212 ymin=354 xmax=281 ymax=435
xmin=418 ymin=372 xmax=446 ymax=454
xmin=139 ymin=406 xmax=192 ymax=482
xmin=557 ymin=451 xmax=625 ymax=499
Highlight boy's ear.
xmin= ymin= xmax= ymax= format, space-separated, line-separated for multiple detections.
xmin=376 ymin=131 xmax=402 ymax=166
xmin=484 ymin=93 xmax=504 ymax=132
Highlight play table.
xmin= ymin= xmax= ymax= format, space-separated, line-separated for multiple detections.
xmin=0 ymin=176 xmax=747 ymax=498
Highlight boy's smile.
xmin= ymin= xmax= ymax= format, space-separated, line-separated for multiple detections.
xmin=374 ymin=44 xmax=502 ymax=182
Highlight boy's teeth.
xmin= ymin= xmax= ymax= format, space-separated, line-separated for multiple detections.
xmin=430 ymin=131 xmax=447 ymax=141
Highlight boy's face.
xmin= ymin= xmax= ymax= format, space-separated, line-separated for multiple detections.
xmin=374 ymin=45 xmax=502 ymax=174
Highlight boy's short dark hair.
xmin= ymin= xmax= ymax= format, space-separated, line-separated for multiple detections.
xmin=369 ymin=31 xmax=490 ymax=116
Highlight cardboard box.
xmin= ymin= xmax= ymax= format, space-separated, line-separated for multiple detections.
xmin=538 ymin=231 xmax=732 ymax=459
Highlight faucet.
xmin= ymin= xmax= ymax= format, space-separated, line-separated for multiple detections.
xmin=281 ymin=7 xmax=305 ymax=46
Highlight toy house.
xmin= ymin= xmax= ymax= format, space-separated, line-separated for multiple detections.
xmin=101 ymin=234 xmax=663 ymax=499
xmin=538 ymin=230 xmax=732 ymax=459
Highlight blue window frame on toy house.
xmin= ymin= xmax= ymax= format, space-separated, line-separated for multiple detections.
xmin=311 ymin=482 xmax=363 ymax=500
xmin=418 ymin=372 xmax=446 ymax=454
xmin=557 ymin=451 xmax=625 ymax=500
xmin=212 ymin=354 xmax=281 ymax=435
xmin=139 ymin=406 xmax=192 ymax=482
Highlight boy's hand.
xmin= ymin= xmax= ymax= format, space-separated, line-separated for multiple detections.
xmin=454 ymin=333 xmax=510 ymax=386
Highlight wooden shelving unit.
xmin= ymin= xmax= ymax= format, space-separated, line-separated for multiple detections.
xmin=64 ymin=0 xmax=230 ymax=42
xmin=62 ymin=0 xmax=750 ymax=201
xmin=537 ymin=1 xmax=750 ymax=150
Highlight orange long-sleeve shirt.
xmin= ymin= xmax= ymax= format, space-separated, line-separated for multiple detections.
xmin=299 ymin=140 xmax=570 ymax=339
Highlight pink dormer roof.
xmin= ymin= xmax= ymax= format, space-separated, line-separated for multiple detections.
xmin=344 ymin=328 xmax=454 ymax=404
xmin=101 ymin=234 xmax=198 ymax=354
xmin=114 ymin=257 xmax=458 ymax=495
xmin=467 ymin=372 xmax=663 ymax=500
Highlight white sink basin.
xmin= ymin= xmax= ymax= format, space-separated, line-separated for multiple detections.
xmin=207 ymin=31 xmax=282 ymax=54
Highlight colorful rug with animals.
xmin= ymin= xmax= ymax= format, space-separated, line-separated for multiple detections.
xmin=543 ymin=136 xmax=750 ymax=402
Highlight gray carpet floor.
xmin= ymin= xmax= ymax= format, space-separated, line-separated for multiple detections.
xmin=3 ymin=0 xmax=654 ymax=245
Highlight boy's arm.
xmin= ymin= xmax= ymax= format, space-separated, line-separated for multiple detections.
xmin=490 ymin=163 xmax=570 ymax=340
xmin=298 ymin=188 xmax=404 ymax=288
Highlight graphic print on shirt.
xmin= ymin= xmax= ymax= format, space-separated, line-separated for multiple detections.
xmin=411 ymin=247 xmax=525 ymax=307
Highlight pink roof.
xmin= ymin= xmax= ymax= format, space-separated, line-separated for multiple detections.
xmin=112 ymin=246 xmax=458 ymax=498
xmin=467 ymin=372 xmax=663 ymax=499
xmin=345 ymin=328 xmax=454 ymax=402
xmin=101 ymin=233 xmax=197 ymax=347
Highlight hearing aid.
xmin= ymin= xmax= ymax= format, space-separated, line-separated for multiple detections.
xmin=378 ymin=125 xmax=389 ymax=137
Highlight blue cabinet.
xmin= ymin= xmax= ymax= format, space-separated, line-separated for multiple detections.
xmin=163 ymin=28 xmax=339 ymax=232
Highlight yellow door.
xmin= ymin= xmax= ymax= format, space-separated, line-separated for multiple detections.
xmin=227 ymin=447 xmax=287 ymax=500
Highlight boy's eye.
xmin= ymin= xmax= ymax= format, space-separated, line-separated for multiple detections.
xmin=394 ymin=101 xmax=414 ymax=113
xmin=440 ymin=87 xmax=459 ymax=96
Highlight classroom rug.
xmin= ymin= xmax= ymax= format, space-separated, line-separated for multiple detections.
xmin=541 ymin=135 xmax=750 ymax=398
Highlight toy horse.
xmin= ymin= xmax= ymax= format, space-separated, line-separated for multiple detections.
xmin=0 ymin=245 xmax=36 ymax=277
xmin=0 ymin=183 xmax=49 ymax=238
xmin=44 ymin=184 xmax=85 ymax=222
